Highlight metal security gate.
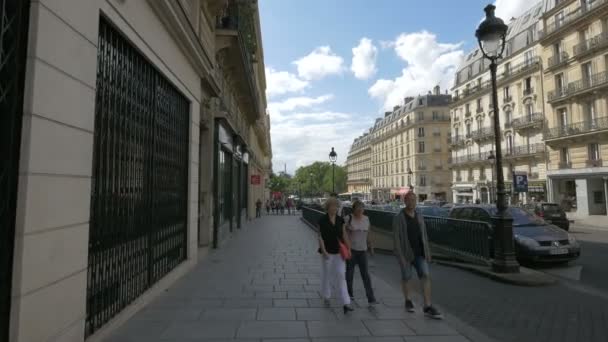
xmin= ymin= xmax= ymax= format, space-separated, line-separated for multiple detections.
xmin=0 ymin=0 xmax=31 ymax=339
xmin=86 ymin=19 xmax=190 ymax=336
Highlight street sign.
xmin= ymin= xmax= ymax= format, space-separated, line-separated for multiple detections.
xmin=513 ymin=172 xmax=528 ymax=193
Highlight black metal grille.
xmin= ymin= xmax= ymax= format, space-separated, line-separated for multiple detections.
xmin=86 ymin=19 xmax=190 ymax=336
xmin=0 ymin=0 xmax=30 ymax=339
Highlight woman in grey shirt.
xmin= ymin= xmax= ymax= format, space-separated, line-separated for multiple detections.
xmin=345 ymin=200 xmax=377 ymax=305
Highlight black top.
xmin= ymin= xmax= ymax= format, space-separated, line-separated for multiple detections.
xmin=318 ymin=214 xmax=344 ymax=254
xmin=405 ymin=211 xmax=425 ymax=257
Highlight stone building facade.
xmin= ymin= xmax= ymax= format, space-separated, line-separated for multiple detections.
xmin=2 ymin=1 xmax=271 ymax=341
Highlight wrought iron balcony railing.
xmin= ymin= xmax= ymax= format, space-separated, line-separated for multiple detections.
xmin=448 ymin=135 xmax=465 ymax=146
xmin=559 ymin=161 xmax=572 ymax=169
xmin=504 ymin=143 xmax=545 ymax=158
xmin=465 ymin=111 xmax=472 ymax=117
xmin=545 ymin=116 xmax=608 ymax=139
xmin=472 ymin=127 xmax=494 ymax=141
xmin=511 ymin=112 xmax=544 ymax=130
xmin=499 ymin=57 xmax=540 ymax=82
xmin=574 ymin=32 xmax=608 ymax=58
xmin=586 ymin=159 xmax=603 ymax=168
xmin=503 ymin=95 xmax=512 ymax=103
xmin=544 ymin=0 xmax=608 ymax=38
xmin=523 ymin=87 xmax=534 ymax=96
xmin=547 ymin=51 xmax=569 ymax=69
xmin=548 ymin=71 xmax=608 ymax=103
xmin=476 ymin=107 xmax=484 ymax=114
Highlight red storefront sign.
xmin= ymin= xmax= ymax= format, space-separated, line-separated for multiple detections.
xmin=251 ymin=175 xmax=261 ymax=185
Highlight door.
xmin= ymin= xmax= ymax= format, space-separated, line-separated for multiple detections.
xmin=0 ymin=1 xmax=31 ymax=339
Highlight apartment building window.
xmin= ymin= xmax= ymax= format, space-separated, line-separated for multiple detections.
xmin=477 ymin=118 xmax=483 ymax=130
xmin=418 ymin=98 xmax=424 ymax=105
xmin=586 ymin=100 xmax=597 ymax=123
xmin=505 ymin=110 xmax=512 ymax=124
xmin=419 ymin=159 xmax=426 ymax=170
xmin=418 ymin=141 xmax=425 ymax=153
xmin=560 ymin=147 xmax=570 ymax=163
xmin=589 ymin=143 xmax=600 ymax=161
xmin=418 ymin=127 xmax=425 ymax=137
xmin=553 ymin=42 xmax=562 ymax=57
xmin=407 ymin=159 xmax=411 ymax=171
xmin=524 ymin=50 xmax=534 ymax=65
xmin=434 ymin=141 xmax=441 ymax=152
xmin=465 ymin=103 xmax=470 ymax=114
xmin=401 ymin=176 xmax=405 ymax=186
xmin=432 ymin=111 xmax=440 ymax=120
xmin=525 ymin=29 xmax=534 ymax=46
xmin=433 ymin=127 xmax=440 ymax=136
xmin=582 ymin=62 xmax=593 ymax=85
xmin=476 ymin=98 xmax=482 ymax=111
xmin=503 ymin=62 xmax=511 ymax=75
xmin=455 ymin=127 xmax=460 ymax=138
xmin=555 ymin=11 xmax=565 ymax=29
xmin=408 ymin=175 xmax=412 ymax=186
xmin=558 ymin=108 xmax=568 ymax=127
xmin=406 ymin=144 xmax=410 ymax=156
xmin=524 ymin=77 xmax=532 ymax=92
xmin=503 ymin=86 xmax=510 ymax=100
xmin=506 ymin=135 xmax=514 ymax=154
xmin=400 ymin=146 xmax=404 ymax=157
xmin=555 ymin=73 xmax=565 ymax=92
xmin=420 ymin=175 xmax=427 ymax=186
xmin=417 ymin=112 xmax=424 ymax=121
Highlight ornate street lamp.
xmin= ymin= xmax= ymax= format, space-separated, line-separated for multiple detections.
xmin=329 ymin=147 xmax=338 ymax=194
xmin=477 ymin=4 xmax=519 ymax=273
xmin=309 ymin=172 xmax=314 ymax=202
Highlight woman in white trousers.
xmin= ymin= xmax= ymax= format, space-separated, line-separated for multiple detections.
xmin=317 ymin=197 xmax=354 ymax=314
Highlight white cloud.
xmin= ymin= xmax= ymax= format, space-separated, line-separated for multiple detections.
xmin=292 ymin=46 xmax=345 ymax=81
xmin=368 ymin=31 xmax=464 ymax=111
xmin=493 ymin=0 xmax=535 ymax=24
xmin=268 ymin=94 xmax=334 ymax=113
xmin=351 ymin=38 xmax=378 ymax=80
xmin=265 ymin=67 xmax=309 ymax=98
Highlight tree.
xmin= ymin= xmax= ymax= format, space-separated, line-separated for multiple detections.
xmin=267 ymin=173 xmax=290 ymax=193
xmin=292 ymin=162 xmax=347 ymax=198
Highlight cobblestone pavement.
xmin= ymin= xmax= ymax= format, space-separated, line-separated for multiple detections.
xmin=372 ymin=252 xmax=608 ymax=342
xmin=106 ymin=215 xmax=474 ymax=342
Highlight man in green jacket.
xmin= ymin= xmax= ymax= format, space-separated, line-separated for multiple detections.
xmin=392 ymin=192 xmax=442 ymax=319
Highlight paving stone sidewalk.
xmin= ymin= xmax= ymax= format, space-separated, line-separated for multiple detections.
xmin=106 ymin=215 xmax=471 ymax=342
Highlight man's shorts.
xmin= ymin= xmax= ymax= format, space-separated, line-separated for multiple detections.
xmin=400 ymin=256 xmax=430 ymax=281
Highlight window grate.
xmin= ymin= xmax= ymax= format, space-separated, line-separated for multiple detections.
xmin=86 ymin=18 xmax=190 ymax=336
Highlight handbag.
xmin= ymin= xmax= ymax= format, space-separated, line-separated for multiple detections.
xmin=339 ymin=240 xmax=351 ymax=260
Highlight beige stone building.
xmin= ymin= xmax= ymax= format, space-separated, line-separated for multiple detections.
xmin=2 ymin=1 xmax=271 ymax=341
xmin=539 ymin=0 xmax=608 ymax=218
xmin=450 ymin=3 xmax=547 ymax=205
xmin=367 ymin=87 xmax=452 ymax=202
xmin=346 ymin=132 xmax=373 ymax=198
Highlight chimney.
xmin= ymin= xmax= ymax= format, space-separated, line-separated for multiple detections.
xmin=393 ymin=105 xmax=400 ymax=111
xmin=384 ymin=111 xmax=392 ymax=117
xmin=434 ymin=85 xmax=441 ymax=95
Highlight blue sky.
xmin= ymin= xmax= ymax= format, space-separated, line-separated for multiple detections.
xmin=259 ymin=0 xmax=535 ymax=174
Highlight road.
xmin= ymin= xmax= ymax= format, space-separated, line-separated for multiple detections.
xmin=369 ymin=226 xmax=608 ymax=342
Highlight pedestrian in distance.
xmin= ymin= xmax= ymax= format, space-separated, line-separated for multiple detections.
xmin=265 ymin=199 xmax=271 ymax=215
xmin=255 ymin=199 xmax=262 ymax=218
xmin=393 ymin=191 xmax=443 ymax=319
xmin=271 ymin=200 xmax=276 ymax=215
xmin=286 ymin=198 xmax=292 ymax=215
xmin=317 ymin=197 xmax=354 ymax=314
xmin=344 ymin=200 xmax=378 ymax=306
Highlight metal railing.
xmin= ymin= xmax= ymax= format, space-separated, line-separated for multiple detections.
xmin=425 ymin=217 xmax=493 ymax=262
xmin=547 ymin=51 xmax=569 ymax=69
xmin=523 ymin=87 xmax=534 ymax=96
xmin=448 ymin=135 xmax=465 ymax=145
xmin=451 ymin=151 xmax=495 ymax=165
xmin=559 ymin=161 xmax=572 ymax=169
xmin=511 ymin=112 xmax=543 ymax=130
xmin=472 ymin=127 xmax=494 ymax=141
xmin=503 ymin=95 xmax=512 ymax=103
xmin=574 ymin=32 xmax=608 ymax=58
xmin=544 ymin=0 xmax=608 ymax=37
xmin=504 ymin=143 xmax=545 ymax=158
xmin=586 ymin=159 xmax=603 ymax=167
xmin=548 ymin=71 xmax=608 ymax=102
xmin=499 ymin=57 xmax=540 ymax=83
xmin=301 ymin=206 xmax=326 ymax=231
xmin=465 ymin=111 xmax=472 ymax=117
xmin=545 ymin=116 xmax=608 ymax=139
xmin=452 ymin=81 xmax=492 ymax=103
xmin=476 ymin=107 xmax=484 ymax=114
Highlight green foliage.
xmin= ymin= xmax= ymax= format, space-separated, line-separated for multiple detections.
xmin=267 ymin=173 xmax=290 ymax=193
xmin=291 ymin=162 xmax=347 ymax=197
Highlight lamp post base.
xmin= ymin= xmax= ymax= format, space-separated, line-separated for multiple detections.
xmin=491 ymin=213 xmax=520 ymax=274
xmin=492 ymin=257 xmax=520 ymax=273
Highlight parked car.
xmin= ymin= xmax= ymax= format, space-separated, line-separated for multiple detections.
xmin=449 ymin=205 xmax=580 ymax=263
xmin=417 ymin=205 xmax=449 ymax=217
xmin=422 ymin=200 xmax=448 ymax=207
xmin=522 ymin=202 xmax=570 ymax=231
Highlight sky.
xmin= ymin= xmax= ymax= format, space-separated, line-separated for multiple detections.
xmin=259 ymin=0 xmax=536 ymax=174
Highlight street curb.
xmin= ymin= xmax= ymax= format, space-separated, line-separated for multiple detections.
xmin=434 ymin=259 xmax=558 ymax=287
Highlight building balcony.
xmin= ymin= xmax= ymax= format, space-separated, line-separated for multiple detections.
xmin=542 ymin=0 xmax=608 ymax=42
xmin=433 ymin=148 xmax=442 ymax=152
xmin=451 ymin=151 xmax=494 ymax=165
xmin=448 ymin=135 xmax=465 ymax=147
xmin=504 ymin=143 xmax=545 ymax=159
xmin=559 ymin=161 xmax=572 ymax=169
xmin=456 ymin=176 xmax=463 ymax=182
xmin=523 ymin=87 xmax=535 ymax=97
xmin=548 ymin=71 xmax=608 ymax=104
xmin=503 ymin=95 xmax=513 ymax=103
xmin=216 ymin=1 xmax=261 ymax=123
xmin=433 ymin=131 xmax=441 ymax=137
xmin=418 ymin=166 xmax=428 ymax=171
xmin=511 ymin=112 xmax=544 ymax=131
xmin=574 ymin=32 xmax=608 ymax=59
xmin=498 ymin=57 xmax=541 ymax=84
xmin=544 ymin=116 xmax=608 ymax=142
xmin=471 ymin=127 xmax=494 ymax=142
xmin=479 ymin=174 xmax=487 ymax=181
xmin=452 ymin=81 xmax=492 ymax=104
xmin=546 ymin=51 xmax=569 ymax=71
xmin=586 ymin=159 xmax=604 ymax=168
xmin=476 ymin=107 xmax=484 ymax=114
xmin=465 ymin=111 xmax=472 ymax=118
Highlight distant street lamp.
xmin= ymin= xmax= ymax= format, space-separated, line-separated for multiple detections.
xmin=309 ymin=172 xmax=314 ymax=202
xmin=329 ymin=147 xmax=338 ymax=194
xmin=476 ymin=4 xmax=519 ymax=273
